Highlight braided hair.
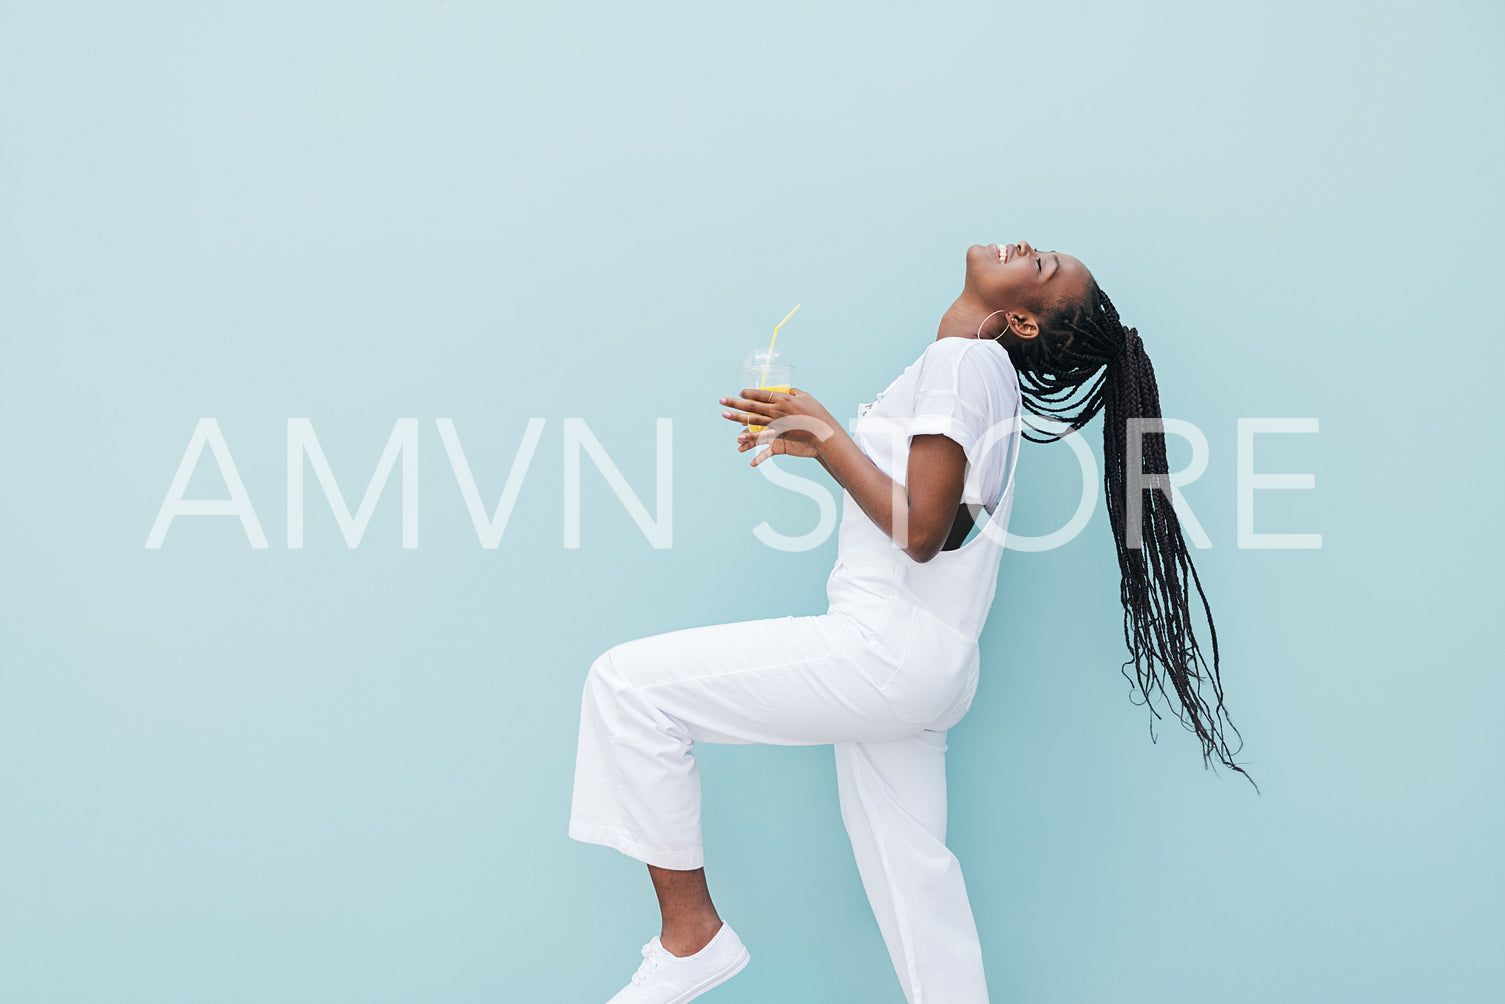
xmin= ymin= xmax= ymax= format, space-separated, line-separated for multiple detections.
xmin=1005 ymin=282 xmax=1257 ymax=791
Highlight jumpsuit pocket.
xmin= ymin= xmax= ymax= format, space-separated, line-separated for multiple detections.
xmin=878 ymin=603 xmax=981 ymax=727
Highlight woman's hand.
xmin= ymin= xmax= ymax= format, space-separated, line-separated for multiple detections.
xmin=719 ymin=387 xmax=839 ymax=468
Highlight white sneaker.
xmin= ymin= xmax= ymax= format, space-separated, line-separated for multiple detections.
xmin=605 ymin=923 xmax=751 ymax=1003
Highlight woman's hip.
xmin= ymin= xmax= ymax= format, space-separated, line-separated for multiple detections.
xmin=584 ymin=592 xmax=978 ymax=743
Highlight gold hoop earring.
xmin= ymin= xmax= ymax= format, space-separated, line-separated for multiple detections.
xmin=976 ymin=308 xmax=1010 ymax=340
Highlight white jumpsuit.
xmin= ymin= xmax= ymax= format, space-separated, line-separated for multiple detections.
xmin=570 ymin=335 xmax=1023 ymax=1004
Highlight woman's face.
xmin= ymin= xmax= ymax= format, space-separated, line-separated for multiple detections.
xmin=965 ymin=241 xmax=1093 ymax=321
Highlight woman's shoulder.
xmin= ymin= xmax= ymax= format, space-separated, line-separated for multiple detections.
xmin=919 ymin=336 xmax=1018 ymax=381
xmin=923 ymin=334 xmax=1010 ymax=359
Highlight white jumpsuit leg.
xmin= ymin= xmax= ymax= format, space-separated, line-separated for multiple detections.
xmin=569 ymin=589 xmax=989 ymax=1003
xmin=834 ymin=731 xmax=989 ymax=1004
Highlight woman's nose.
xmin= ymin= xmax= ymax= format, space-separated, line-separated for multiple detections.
xmin=1018 ymin=241 xmax=1035 ymax=258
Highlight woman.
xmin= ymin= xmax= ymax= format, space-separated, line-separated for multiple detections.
xmin=569 ymin=240 xmax=1253 ymax=1004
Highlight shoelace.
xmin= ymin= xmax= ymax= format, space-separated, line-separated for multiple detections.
xmin=630 ymin=941 xmax=663 ymax=986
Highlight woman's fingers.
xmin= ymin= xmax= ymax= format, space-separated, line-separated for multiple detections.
xmin=720 ymin=394 xmax=774 ymax=418
xmin=742 ymin=386 xmax=802 ymax=405
xmin=738 ymin=438 xmax=817 ymax=464
xmin=735 ymin=429 xmax=765 ymax=452
xmin=722 ymin=394 xmax=769 ymax=412
xmin=723 ymin=391 xmax=820 ymax=463
xmin=735 ymin=424 xmax=821 ymax=453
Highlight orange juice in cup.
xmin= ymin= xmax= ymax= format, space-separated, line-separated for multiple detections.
xmin=740 ymin=305 xmax=800 ymax=434
xmin=739 ymin=356 xmax=793 ymax=434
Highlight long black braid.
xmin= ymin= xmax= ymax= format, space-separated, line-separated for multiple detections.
xmin=1005 ymin=284 xmax=1257 ymax=791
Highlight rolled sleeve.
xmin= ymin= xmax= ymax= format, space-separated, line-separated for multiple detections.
xmin=906 ymin=344 xmax=1010 ymax=507
xmin=909 ymin=353 xmax=991 ymax=458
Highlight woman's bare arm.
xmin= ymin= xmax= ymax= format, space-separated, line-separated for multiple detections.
xmin=721 ymin=387 xmax=966 ymax=563
xmin=817 ymin=427 xmax=967 ymax=563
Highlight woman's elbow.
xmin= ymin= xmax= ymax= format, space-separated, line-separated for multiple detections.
xmin=903 ymin=532 xmax=945 ymax=564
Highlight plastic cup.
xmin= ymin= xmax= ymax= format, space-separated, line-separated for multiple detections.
xmin=739 ymin=358 xmax=793 ymax=434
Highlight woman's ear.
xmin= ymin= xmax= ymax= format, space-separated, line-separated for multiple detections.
xmin=1007 ymin=312 xmax=1040 ymax=340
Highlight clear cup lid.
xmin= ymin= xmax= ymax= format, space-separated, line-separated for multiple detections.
xmin=741 ymin=347 xmax=789 ymax=370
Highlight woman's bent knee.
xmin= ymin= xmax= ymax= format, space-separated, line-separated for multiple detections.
xmin=583 ymin=644 xmax=654 ymax=705
xmin=585 ymin=633 xmax=665 ymax=694
xmin=584 ymin=647 xmax=624 ymax=696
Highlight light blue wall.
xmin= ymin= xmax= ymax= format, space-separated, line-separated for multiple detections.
xmin=2 ymin=2 xmax=1500 ymax=1001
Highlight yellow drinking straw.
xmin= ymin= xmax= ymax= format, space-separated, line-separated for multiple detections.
xmin=760 ymin=304 xmax=801 ymax=388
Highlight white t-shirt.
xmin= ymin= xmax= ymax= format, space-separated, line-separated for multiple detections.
xmin=852 ymin=336 xmax=1022 ymax=517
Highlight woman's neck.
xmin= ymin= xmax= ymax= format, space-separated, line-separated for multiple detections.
xmin=936 ymin=293 xmax=1004 ymax=342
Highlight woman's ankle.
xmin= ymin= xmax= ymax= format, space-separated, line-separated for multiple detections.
xmin=659 ymin=915 xmax=723 ymax=957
